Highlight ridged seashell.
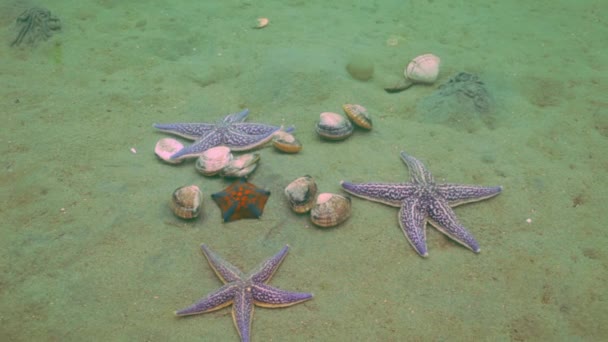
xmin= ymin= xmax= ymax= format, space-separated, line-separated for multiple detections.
xmin=384 ymin=53 xmax=441 ymax=93
xmin=342 ymin=104 xmax=373 ymax=130
xmin=310 ymin=193 xmax=351 ymax=228
xmin=272 ymin=131 xmax=302 ymax=153
xmin=284 ymin=175 xmax=318 ymax=214
xmin=170 ymin=185 xmax=203 ymax=219
xmin=405 ymin=53 xmax=441 ymax=84
xmin=221 ymin=153 xmax=260 ymax=178
xmin=155 ymin=138 xmax=184 ymax=164
xmin=315 ymin=112 xmax=353 ymax=141
xmin=195 ymin=146 xmax=233 ymax=176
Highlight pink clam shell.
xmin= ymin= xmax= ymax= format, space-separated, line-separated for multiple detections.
xmin=154 ymin=138 xmax=184 ymax=164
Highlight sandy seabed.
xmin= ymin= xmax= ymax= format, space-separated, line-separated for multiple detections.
xmin=1 ymin=0 xmax=606 ymax=341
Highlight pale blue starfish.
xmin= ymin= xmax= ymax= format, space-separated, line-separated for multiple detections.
xmin=175 ymin=244 xmax=312 ymax=342
xmin=154 ymin=109 xmax=293 ymax=160
xmin=341 ymin=151 xmax=502 ymax=257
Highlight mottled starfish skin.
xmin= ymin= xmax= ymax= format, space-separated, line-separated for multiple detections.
xmin=175 ymin=245 xmax=313 ymax=342
xmin=154 ymin=109 xmax=294 ymax=160
xmin=341 ymin=151 xmax=502 ymax=257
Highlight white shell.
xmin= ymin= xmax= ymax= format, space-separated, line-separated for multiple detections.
xmin=221 ymin=153 xmax=260 ymax=178
xmin=155 ymin=138 xmax=184 ymax=164
xmin=405 ymin=53 xmax=441 ymax=84
xmin=195 ymin=146 xmax=233 ymax=176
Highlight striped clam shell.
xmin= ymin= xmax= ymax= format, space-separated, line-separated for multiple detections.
xmin=315 ymin=112 xmax=353 ymax=140
xmin=342 ymin=104 xmax=372 ymax=130
xmin=310 ymin=193 xmax=351 ymax=228
xmin=170 ymin=185 xmax=203 ymax=219
xmin=272 ymin=131 xmax=302 ymax=153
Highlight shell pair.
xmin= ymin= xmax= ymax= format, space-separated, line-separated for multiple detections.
xmin=284 ymin=176 xmax=351 ymax=228
xmin=315 ymin=104 xmax=373 ymax=141
xmin=192 ymin=146 xmax=260 ymax=178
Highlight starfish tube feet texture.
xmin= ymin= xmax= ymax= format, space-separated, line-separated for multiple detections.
xmin=341 ymin=151 xmax=502 ymax=257
xmin=175 ymin=244 xmax=312 ymax=342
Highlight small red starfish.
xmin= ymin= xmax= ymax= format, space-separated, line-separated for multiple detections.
xmin=211 ymin=178 xmax=270 ymax=222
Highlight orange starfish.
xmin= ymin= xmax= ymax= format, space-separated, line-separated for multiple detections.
xmin=211 ymin=178 xmax=270 ymax=222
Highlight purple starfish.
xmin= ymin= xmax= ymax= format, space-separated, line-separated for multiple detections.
xmin=154 ymin=109 xmax=294 ymax=160
xmin=175 ymin=244 xmax=313 ymax=342
xmin=341 ymin=151 xmax=502 ymax=257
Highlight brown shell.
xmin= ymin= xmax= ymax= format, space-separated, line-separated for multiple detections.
xmin=342 ymin=104 xmax=373 ymax=130
xmin=284 ymin=175 xmax=318 ymax=213
xmin=170 ymin=185 xmax=203 ymax=219
xmin=272 ymin=131 xmax=302 ymax=153
xmin=310 ymin=193 xmax=351 ymax=228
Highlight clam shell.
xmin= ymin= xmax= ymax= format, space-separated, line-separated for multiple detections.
xmin=342 ymin=104 xmax=373 ymax=130
xmin=284 ymin=175 xmax=318 ymax=214
xmin=272 ymin=131 xmax=302 ymax=153
xmin=155 ymin=138 xmax=184 ymax=164
xmin=170 ymin=185 xmax=202 ymax=219
xmin=405 ymin=53 xmax=440 ymax=84
xmin=195 ymin=146 xmax=233 ymax=176
xmin=310 ymin=193 xmax=351 ymax=228
xmin=221 ymin=153 xmax=260 ymax=178
xmin=315 ymin=112 xmax=353 ymax=141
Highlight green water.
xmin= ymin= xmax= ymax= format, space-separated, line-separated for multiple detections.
xmin=1 ymin=0 xmax=606 ymax=341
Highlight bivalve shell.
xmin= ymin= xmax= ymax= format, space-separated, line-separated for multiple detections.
xmin=155 ymin=138 xmax=184 ymax=164
xmin=384 ymin=53 xmax=441 ymax=93
xmin=170 ymin=185 xmax=203 ymax=219
xmin=342 ymin=104 xmax=373 ymax=130
xmin=221 ymin=153 xmax=260 ymax=178
xmin=272 ymin=131 xmax=302 ymax=153
xmin=310 ymin=193 xmax=351 ymax=228
xmin=284 ymin=175 xmax=318 ymax=214
xmin=405 ymin=53 xmax=441 ymax=84
xmin=315 ymin=112 xmax=353 ymax=140
xmin=195 ymin=146 xmax=233 ymax=176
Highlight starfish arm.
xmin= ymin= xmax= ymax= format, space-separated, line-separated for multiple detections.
xmin=170 ymin=132 xmax=225 ymax=160
xmin=435 ymin=184 xmax=502 ymax=207
xmin=399 ymin=197 xmax=430 ymax=257
xmin=153 ymin=123 xmax=217 ymax=140
xmin=249 ymin=245 xmax=289 ymax=283
xmin=251 ymin=283 xmax=313 ymax=308
xmin=223 ymin=129 xmax=277 ymax=151
xmin=400 ymin=151 xmax=434 ymax=185
xmin=426 ymin=197 xmax=480 ymax=253
xmin=340 ymin=181 xmax=415 ymax=207
xmin=232 ymin=122 xmax=283 ymax=136
xmin=174 ymin=283 xmax=238 ymax=316
xmin=282 ymin=125 xmax=295 ymax=133
xmin=223 ymin=109 xmax=250 ymax=124
xmin=232 ymin=286 xmax=254 ymax=342
xmin=201 ymin=244 xmax=245 ymax=283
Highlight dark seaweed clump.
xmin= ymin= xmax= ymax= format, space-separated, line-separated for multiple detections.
xmin=417 ymin=72 xmax=497 ymax=132
xmin=11 ymin=7 xmax=61 ymax=47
